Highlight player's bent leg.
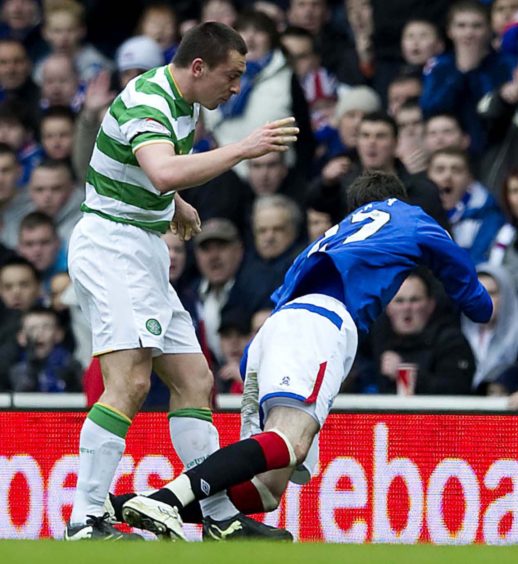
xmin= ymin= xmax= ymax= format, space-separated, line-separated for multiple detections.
xmin=263 ymin=406 xmax=320 ymax=466
xmin=154 ymin=352 xmax=239 ymax=521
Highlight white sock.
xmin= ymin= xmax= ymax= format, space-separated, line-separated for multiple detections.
xmin=168 ymin=416 xmax=237 ymax=519
xmin=70 ymin=418 xmax=125 ymax=525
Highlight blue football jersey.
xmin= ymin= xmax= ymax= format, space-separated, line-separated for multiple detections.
xmin=271 ymin=199 xmax=493 ymax=333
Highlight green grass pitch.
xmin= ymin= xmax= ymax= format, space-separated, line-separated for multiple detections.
xmin=3 ymin=541 xmax=518 ymax=564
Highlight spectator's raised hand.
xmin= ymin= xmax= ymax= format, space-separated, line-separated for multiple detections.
xmin=83 ymin=70 xmax=116 ymax=120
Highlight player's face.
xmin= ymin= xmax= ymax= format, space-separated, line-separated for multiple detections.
xmin=253 ymin=207 xmax=297 ymax=259
xmin=401 ymin=22 xmax=441 ymax=66
xmin=386 ymin=276 xmax=435 ymax=335
xmin=0 ymin=265 xmax=40 ymax=310
xmin=427 ymin=153 xmax=471 ymax=210
xmin=197 ymin=50 xmax=245 ymax=110
xmin=29 ymin=167 xmax=72 ymax=217
xmin=357 ymin=121 xmax=397 ymax=171
xmin=506 ymin=176 xmax=518 ymax=219
xmin=195 ymin=239 xmax=243 ymax=286
xmin=424 ymin=116 xmax=466 ymax=153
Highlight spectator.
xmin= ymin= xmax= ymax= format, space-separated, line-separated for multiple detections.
xmin=488 ymin=169 xmax=518 ymax=292
xmin=9 ymin=304 xmax=82 ymax=392
xmin=203 ymin=10 xmax=314 ymax=178
xmin=115 ymin=35 xmax=163 ymax=90
xmin=395 ymin=97 xmax=428 ymax=174
xmin=0 ymin=256 xmax=41 ymax=390
xmin=423 ymin=112 xmax=471 ymax=154
xmin=315 ymin=84 xmax=381 ymax=173
xmin=311 ymin=112 xmax=449 ymax=229
xmin=427 ymin=146 xmax=505 ymax=264
xmin=192 ymin=218 xmax=245 ymax=364
xmin=477 ymin=66 xmax=518 ymax=194
xmin=27 ymin=158 xmax=82 ymax=245
xmin=0 ymin=143 xmax=33 ymax=249
xmin=36 ymin=0 xmax=112 ymax=83
xmin=201 ymin=0 xmax=238 ymax=28
xmin=387 ymin=70 xmax=422 ymax=117
xmin=17 ymin=211 xmax=67 ymax=290
xmin=40 ymin=106 xmax=75 ymax=162
xmin=215 ymin=307 xmax=251 ymax=393
xmin=490 ymin=0 xmax=518 ymax=49
xmin=0 ymin=38 xmax=40 ymax=125
xmin=371 ymin=269 xmax=475 ymax=395
xmin=0 ymin=99 xmax=42 ymax=185
xmin=136 ymin=1 xmax=179 ymax=63
xmin=238 ymin=194 xmax=304 ymax=313
xmin=420 ymin=0 xmax=516 ymax=155
xmin=0 ymin=0 xmax=46 ymax=61
xmin=462 ymin=263 xmax=518 ymax=391
xmin=400 ymin=18 xmax=445 ymax=72
xmin=280 ymin=25 xmax=339 ymax=134
xmin=287 ymin=0 xmax=364 ymax=84
xmin=253 ymin=0 xmax=287 ymax=32
xmin=304 ymin=186 xmax=342 ymax=242
xmin=250 ymin=304 xmax=272 ymax=336
xmin=39 ymin=52 xmax=84 ymax=111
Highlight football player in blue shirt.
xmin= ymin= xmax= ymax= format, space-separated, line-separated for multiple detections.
xmin=112 ymin=170 xmax=492 ymax=541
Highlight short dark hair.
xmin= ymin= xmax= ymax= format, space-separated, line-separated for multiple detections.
xmin=173 ymin=22 xmax=247 ymax=69
xmin=425 ymin=112 xmax=464 ymax=130
xmin=0 ymin=142 xmax=17 ymax=160
xmin=32 ymin=157 xmax=74 ymax=180
xmin=406 ymin=267 xmax=434 ymax=298
xmin=22 ymin=304 xmax=60 ymax=326
xmin=346 ymin=171 xmax=408 ymax=213
xmin=40 ymin=105 xmax=76 ymax=126
xmin=0 ymin=255 xmax=40 ymax=282
xmin=447 ymin=0 xmax=490 ymax=27
xmin=19 ymin=211 xmax=58 ymax=236
xmin=236 ymin=10 xmax=279 ymax=51
xmin=429 ymin=146 xmax=471 ymax=171
xmin=361 ymin=111 xmax=399 ymax=138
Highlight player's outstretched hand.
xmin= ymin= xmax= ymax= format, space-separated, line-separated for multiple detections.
xmin=171 ymin=195 xmax=201 ymax=241
xmin=239 ymin=117 xmax=299 ymax=160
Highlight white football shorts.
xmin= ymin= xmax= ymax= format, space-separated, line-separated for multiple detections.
xmin=68 ymin=213 xmax=201 ymax=357
xmin=241 ymin=293 xmax=358 ymax=483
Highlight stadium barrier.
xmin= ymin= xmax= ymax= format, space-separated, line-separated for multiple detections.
xmin=1 ymin=393 xmax=517 ymax=543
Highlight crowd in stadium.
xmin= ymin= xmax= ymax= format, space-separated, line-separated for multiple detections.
xmin=0 ymin=0 xmax=517 ymax=403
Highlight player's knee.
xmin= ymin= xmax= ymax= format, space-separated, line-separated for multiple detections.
xmin=129 ymin=374 xmax=151 ymax=403
xmin=269 ymin=428 xmax=310 ymax=466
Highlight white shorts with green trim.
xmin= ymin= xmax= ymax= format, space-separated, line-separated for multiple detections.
xmin=68 ymin=213 xmax=201 ymax=357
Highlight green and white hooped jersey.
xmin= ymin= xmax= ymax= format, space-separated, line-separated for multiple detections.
xmin=82 ymin=65 xmax=200 ymax=234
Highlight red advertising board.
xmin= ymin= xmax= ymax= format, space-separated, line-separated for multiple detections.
xmin=1 ymin=411 xmax=518 ymax=543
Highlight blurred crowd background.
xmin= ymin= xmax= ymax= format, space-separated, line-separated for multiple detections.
xmin=0 ymin=0 xmax=518 ymax=405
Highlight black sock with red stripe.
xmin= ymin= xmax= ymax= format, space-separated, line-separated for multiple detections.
xmin=185 ymin=431 xmax=292 ymax=501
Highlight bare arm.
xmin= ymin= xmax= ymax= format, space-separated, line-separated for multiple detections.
xmin=135 ymin=117 xmax=299 ymax=193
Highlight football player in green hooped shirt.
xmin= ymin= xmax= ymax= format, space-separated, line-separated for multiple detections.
xmin=66 ymin=21 xmax=298 ymax=541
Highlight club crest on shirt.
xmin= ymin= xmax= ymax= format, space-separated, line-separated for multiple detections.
xmin=145 ymin=318 xmax=162 ymax=335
